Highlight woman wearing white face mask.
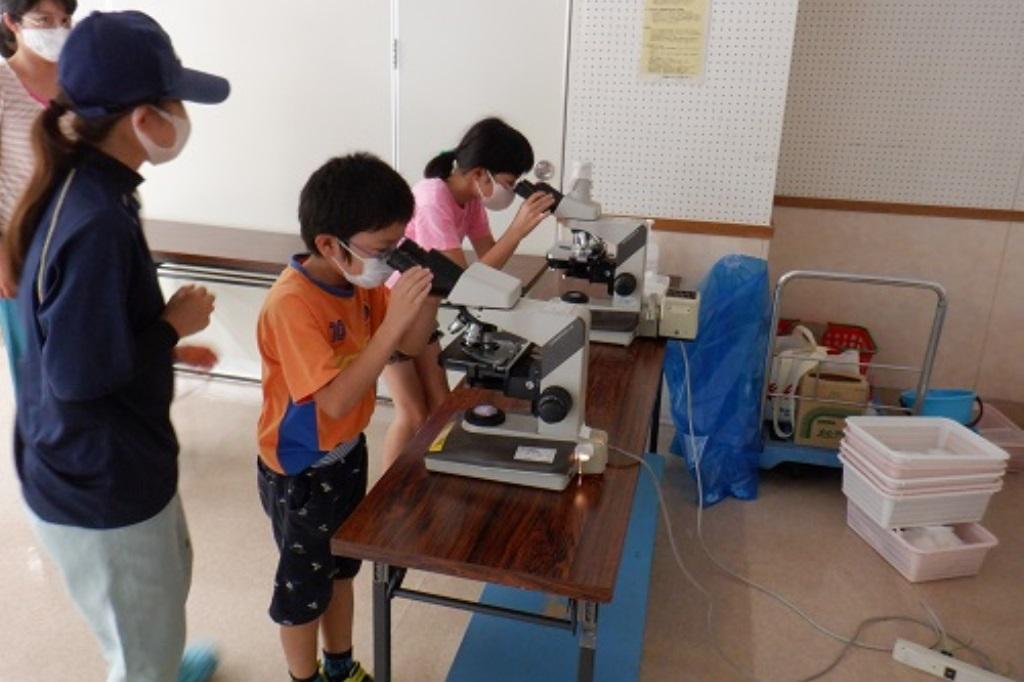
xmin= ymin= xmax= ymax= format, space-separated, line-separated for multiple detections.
xmin=380 ymin=117 xmax=555 ymax=469
xmin=0 ymin=0 xmax=75 ymax=390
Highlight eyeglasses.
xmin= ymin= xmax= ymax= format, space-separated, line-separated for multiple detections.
xmin=339 ymin=238 xmax=394 ymax=261
xmin=486 ymin=171 xmax=516 ymax=192
xmin=20 ymin=12 xmax=73 ymax=29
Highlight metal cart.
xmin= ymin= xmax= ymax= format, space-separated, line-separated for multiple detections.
xmin=758 ymin=271 xmax=949 ymax=469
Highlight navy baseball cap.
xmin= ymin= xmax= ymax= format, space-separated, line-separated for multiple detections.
xmin=59 ymin=11 xmax=230 ymax=118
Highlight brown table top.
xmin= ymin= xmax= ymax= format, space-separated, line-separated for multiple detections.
xmin=145 ymin=219 xmax=304 ymax=275
xmin=144 ymin=219 xmax=548 ymax=287
xmin=333 ymin=338 xmax=666 ymax=602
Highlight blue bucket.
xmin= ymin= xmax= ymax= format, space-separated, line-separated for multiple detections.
xmin=900 ymin=389 xmax=983 ymax=427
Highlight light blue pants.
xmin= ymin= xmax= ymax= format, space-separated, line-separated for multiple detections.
xmin=28 ymin=495 xmax=193 ymax=682
xmin=0 ymin=297 xmax=24 ymax=392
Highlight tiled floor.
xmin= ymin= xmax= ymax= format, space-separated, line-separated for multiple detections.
xmin=2 ymin=373 xmax=1022 ymax=681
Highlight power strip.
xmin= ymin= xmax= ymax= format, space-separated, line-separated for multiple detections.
xmin=893 ymin=640 xmax=1016 ymax=681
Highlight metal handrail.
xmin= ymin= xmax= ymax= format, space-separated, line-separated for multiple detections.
xmin=156 ymin=262 xmax=278 ymax=289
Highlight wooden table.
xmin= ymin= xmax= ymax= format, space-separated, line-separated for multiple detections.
xmin=334 ymin=339 xmax=666 ymax=682
xmin=145 ymin=219 xmax=304 ymax=274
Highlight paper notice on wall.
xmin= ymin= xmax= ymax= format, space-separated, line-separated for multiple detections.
xmin=640 ymin=0 xmax=710 ymax=79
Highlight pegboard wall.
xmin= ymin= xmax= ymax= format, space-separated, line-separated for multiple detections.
xmin=776 ymin=1 xmax=1024 ymax=209
xmin=563 ymin=0 xmax=801 ymax=226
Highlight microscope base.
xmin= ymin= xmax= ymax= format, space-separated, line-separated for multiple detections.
xmin=590 ymin=327 xmax=638 ymax=346
xmin=462 ymin=412 xmax=579 ymax=442
xmin=545 ymin=295 xmax=640 ymax=346
xmin=425 ymin=458 xmax=572 ymax=491
xmin=425 ymin=417 xmax=575 ymax=491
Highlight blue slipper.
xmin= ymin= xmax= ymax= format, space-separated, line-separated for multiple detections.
xmin=178 ymin=642 xmax=219 ymax=682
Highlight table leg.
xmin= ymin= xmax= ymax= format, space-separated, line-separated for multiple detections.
xmin=649 ymin=370 xmax=664 ymax=452
xmin=576 ymin=600 xmax=599 ymax=682
xmin=373 ymin=562 xmax=392 ymax=682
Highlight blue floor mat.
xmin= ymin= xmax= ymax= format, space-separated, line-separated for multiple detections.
xmin=447 ymin=453 xmax=664 ymax=681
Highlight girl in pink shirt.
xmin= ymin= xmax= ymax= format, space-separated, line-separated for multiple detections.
xmin=381 ymin=117 xmax=554 ymax=468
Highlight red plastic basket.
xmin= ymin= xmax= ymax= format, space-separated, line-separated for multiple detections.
xmin=822 ymin=322 xmax=877 ymax=375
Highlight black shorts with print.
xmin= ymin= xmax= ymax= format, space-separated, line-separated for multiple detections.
xmin=257 ymin=436 xmax=368 ymax=626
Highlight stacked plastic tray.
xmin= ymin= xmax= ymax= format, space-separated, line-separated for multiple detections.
xmin=975 ymin=404 xmax=1024 ymax=472
xmin=840 ymin=417 xmax=1008 ymax=582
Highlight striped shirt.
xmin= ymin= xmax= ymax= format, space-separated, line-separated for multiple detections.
xmin=0 ymin=61 xmax=44 ymax=230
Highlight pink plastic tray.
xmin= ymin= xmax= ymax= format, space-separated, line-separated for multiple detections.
xmin=846 ymin=501 xmax=998 ymax=582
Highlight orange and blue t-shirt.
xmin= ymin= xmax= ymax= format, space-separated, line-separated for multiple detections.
xmin=257 ymin=256 xmax=388 ymax=475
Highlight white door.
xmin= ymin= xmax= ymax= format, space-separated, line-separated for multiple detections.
xmin=394 ymin=0 xmax=570 ymax=256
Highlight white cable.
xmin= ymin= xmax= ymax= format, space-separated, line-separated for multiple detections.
xmin=606 ymin=342 xmax=997 ymax=681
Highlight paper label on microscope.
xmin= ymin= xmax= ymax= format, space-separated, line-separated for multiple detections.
xmin=514 ymin=446 xmax=557 ymax=464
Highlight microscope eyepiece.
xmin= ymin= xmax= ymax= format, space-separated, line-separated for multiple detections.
xmin=514 ymin=179 xmax=564 ymax=211
xmin=385 ymin=239 xmax=464 ymax=297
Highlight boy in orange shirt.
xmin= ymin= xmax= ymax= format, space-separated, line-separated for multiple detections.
xmin=256 ymin=154 xmax=437 ymax=682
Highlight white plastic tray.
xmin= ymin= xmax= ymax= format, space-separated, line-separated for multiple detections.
xmin=840 ymin=451 xmax=1001 ymax=500
xmin=839 ymin=444 xmax=1004 ymax=491
xmin=843 ymin=429 xmax=1006 ymax=478
xmin=841 ymin=456 xmax=1001 ymax=528
xmin=845 ymin=417 xmax=1009 ymax=467
xmin=846 ymin=501 xmax=998 ymax=582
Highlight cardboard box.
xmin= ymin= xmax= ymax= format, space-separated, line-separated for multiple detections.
xmin=794 ymin=372 xmax=870 ymax=448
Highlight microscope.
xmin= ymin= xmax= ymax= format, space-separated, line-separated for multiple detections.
xmin=516 ymin=162 xmax=650 ymax=346
xmin=386 ymin=241 xmax=609 ymax=491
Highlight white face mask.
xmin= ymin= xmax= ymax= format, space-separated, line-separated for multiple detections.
xmin=334 ymin=239 xmax=395 ymax=288
xmin=478 ymin=171 xmax=516 ymax=212
xmin=20 ymin=27 xmax=69 ymax=62
xmin=133 ymin=106 xmax=192 ymax=165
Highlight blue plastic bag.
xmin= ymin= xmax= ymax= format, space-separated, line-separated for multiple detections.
xmin=665 ymin=255 xmax=770 ymax=506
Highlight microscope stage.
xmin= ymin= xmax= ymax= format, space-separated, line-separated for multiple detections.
xmin=440 ymin=332 xmax=532 ymax=376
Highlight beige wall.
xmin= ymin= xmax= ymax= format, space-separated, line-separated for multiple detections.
xmin=651 ymin=231 xmax=770 ymax=289
xmin=768 ymin=207 xmax=1022 ymax=402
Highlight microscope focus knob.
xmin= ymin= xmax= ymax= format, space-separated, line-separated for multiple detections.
xmin=537 ymin=386 xmax=573 ymax=424
xmin=614 ymin=273 xmax=638 ymax=296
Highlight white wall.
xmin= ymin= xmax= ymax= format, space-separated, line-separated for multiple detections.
xmin=72 ymin=1 xmax=107 ymax=16
xmin=102 ymin=1 xmax=393 ymax=233
xmin=564 ymin=0 xmax=801 ymax=226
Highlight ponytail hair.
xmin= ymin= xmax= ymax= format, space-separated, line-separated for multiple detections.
xmin=423 ymin=117 xmax=534 ymax=180
xmin=1 ymin=0 xmax=79 ymax=59
xmin=4 ymin=92 xmax=123 ymax=279
xmin=423 ymin=149 xmax=457 ymax=180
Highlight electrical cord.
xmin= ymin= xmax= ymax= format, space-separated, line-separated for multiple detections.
xmin=606 ymin=342 xmax=998 ymax=681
